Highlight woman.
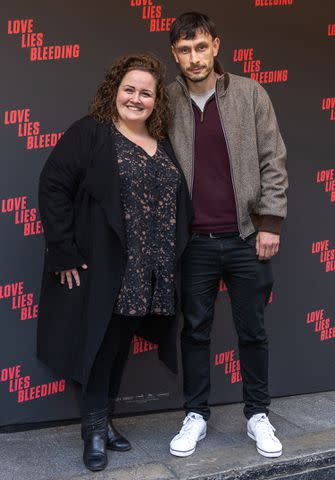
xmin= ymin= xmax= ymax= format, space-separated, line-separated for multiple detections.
xmin=37 ymin=54 xmax=192 ymax=472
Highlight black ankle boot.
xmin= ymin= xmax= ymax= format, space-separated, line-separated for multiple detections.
xmin=106 ymin=420 xmax=131 ymax=451
xmin=81 ymin=407 xmax=108 ymax=471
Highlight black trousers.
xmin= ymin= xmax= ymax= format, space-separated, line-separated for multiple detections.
xmin=82 ymin=314 xmax=142 ymax=415
xmin=181 ymin=233 xmax=273 ymax=420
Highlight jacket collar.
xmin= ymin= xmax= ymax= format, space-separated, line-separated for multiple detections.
xmin=176 ymin=71 xmax=230 ymax=99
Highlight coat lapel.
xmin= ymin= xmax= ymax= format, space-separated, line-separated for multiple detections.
xmin=81 ymin=124 xmax=126 ymax=251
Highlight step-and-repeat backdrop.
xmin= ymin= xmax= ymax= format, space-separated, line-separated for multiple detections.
xmin=1 ymin=0 xmax=334 ymax=429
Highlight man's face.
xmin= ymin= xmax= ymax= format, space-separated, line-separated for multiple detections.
xmin=171 ymin=30 xmax=220 ymax=83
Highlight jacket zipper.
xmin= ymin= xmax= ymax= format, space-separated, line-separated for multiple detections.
xmin=199 ymin=95 xmax=214 ymax=122
xmin=214 ymin=84 xmax=244 ymax=239
xmin=176 ymin=76 xmax=243 ymax=238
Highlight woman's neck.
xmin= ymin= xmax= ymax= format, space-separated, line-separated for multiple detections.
xmin=115 ymin=119 xmax=149 ymax=139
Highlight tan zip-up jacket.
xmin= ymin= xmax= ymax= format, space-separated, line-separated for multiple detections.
xmin=167 ymin=72 xmax=288 ymax=239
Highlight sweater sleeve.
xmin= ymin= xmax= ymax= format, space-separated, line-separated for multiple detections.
xmin=253 ymin=83 xmax=288 ymax=233
xmin=38 ymin=121 xmax=88 ymax=272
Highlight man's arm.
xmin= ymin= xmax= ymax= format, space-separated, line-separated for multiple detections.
xmin=253 ymin=83 xmax=288 ymax=258
xmin=254 ymin=84 xmax=288 ymax=260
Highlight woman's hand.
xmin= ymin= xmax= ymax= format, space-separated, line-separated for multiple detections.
xmin=55 ymin=264 xmax=88 ymax=289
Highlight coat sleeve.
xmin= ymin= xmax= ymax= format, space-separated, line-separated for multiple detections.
xmin=39 ymin=122 xmax=88 ymax=272
xmin=253 ymin=83 xmax=288 ymax=234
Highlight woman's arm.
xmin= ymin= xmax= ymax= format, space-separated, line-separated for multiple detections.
xmin=39 ymin=121 xmax=88 ymax=273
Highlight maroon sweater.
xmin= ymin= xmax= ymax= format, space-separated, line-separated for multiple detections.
xmin=192 ymin=95 xmax=238 ymax=233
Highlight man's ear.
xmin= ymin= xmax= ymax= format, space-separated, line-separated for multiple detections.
xmin=213 ymin=37 xmax=220 ymax=58
xmin=171 ymin=45 xmax=180 ymax=64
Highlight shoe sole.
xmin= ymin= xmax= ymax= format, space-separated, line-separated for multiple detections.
xmin=107 ymin=444 xmax=132 ymax=452
xmin=247 ymin=431 xmax=282 ymax=458
xmin=84 ymin=458 xmax=108 ymax=472
xmin=170 ymin=431 xmax=207 ymax=457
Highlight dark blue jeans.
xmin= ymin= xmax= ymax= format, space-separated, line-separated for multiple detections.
xmin=181 ymin=232 xmax=273 ymax=420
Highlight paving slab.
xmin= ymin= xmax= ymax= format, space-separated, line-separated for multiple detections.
xmin=270 ymin=394 xmax=335 ymax=432
xmin=320 ymin=391 xmax=335 ymax=404
xmin=0 ymin=423 xmax=152 ymax=480
xmin=60 ymin=463 xmax=176 ymax=480
xmin=1 ymin=392 xmax=335 ymax=480
xmin=209 ymin=404 xmax=305 ymax=441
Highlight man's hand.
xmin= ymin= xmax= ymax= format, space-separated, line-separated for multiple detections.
xmin=256 ymin=232 xmax=280 ymax=260
xmin=55 ymin=264 xmax=88 ymax=289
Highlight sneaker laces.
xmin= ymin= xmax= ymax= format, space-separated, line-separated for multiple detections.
xmin=176 ymin=415 xmax=203 ymax=440
xmin=254 ymin=415 xmax=277 ymax=441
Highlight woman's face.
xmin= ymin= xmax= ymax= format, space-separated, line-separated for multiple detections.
xmin=116 ymin=69 xmax=157 ymax=126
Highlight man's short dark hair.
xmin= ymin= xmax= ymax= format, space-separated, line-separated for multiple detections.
xmin=170 ymin=12 xmax=217 ymax=45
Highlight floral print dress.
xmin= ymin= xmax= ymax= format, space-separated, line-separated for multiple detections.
xmin=112 ymin=126 xmax=181 ymax=317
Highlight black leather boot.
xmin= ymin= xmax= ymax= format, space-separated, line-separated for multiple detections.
xmin=106 ymin=419 xmax=131 ymax=451
xmin=81 ymin=407 xmax=108 ymax=471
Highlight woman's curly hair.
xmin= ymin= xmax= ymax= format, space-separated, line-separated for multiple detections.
xmin=89 ymin=53 xmax=171 ymax=140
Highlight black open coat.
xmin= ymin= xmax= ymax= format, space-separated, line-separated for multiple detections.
xmin=37 ymin=116 xmax=192 ymax=387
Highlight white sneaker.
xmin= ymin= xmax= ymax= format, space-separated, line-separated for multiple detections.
xmin=247 ymin=413 xmax=282 ymax=458
xmin=170 ymin=412 xmax=207 ymax=457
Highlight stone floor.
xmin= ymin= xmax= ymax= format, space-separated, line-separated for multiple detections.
xmin=1 ymin=391 xmax=335 ymax=480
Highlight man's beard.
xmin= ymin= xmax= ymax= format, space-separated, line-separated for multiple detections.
xmin=184 ymin=65 xmax=213 ymax=83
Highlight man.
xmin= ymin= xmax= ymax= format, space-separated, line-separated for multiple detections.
xmin=167 ymin=12 xmax=288 ymax=459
